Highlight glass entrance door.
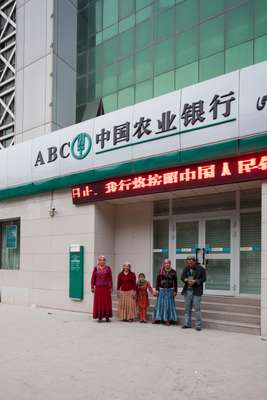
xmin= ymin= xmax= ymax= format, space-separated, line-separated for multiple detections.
xmin=175 ymin=220 xmax=199 ymax=287
xmin=204 ymin=217 xmax=234 ymax=295
xmin=175 ymin=215 xmax=234 ymax=295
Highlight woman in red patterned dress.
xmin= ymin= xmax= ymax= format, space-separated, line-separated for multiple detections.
xmin=136 ymin=273 xmax=154 ymax=323
xmin=91 ymin=255 xmax=113 ymax=322
xmin=117 ymin=263 xmax=137 ymax=322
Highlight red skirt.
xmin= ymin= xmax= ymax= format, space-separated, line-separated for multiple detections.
xmin=93 ymin=286 xmax=112 ymax=319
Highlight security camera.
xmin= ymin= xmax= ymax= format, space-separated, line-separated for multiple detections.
xmin=49 ymin=207 xmax=56 ymax=217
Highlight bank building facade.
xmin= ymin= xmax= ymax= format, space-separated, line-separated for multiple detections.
xmin=0 ymin=0 xmax=267 ymax=335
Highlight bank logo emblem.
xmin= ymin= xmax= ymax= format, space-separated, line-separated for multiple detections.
xmin=71 ymin=132 xmax=92 ymax=160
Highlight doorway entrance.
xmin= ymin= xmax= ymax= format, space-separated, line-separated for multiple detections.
xmin=174 ymin=212 xmax=235 ymax=296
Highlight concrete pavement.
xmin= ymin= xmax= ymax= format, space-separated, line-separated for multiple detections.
xmin=0 ymin=304 xmax=266 ymax=400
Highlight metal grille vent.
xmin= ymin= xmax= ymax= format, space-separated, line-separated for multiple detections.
xmin=0 ymin=0 xmax=16 ymax=148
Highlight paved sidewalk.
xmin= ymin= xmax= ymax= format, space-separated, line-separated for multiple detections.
xmin=0 ymin=305 xmax=266 ymax=400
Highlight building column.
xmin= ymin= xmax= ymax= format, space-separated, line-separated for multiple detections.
xmin=261 ymin=182 xmax=267 ymax=337
xmin=15 ymin=0 xmax=77 ymax=143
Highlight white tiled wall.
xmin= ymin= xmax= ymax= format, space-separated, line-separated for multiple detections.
xmin=114 ymin=202 xmax=153 ymax=284
xmin=0 ymin=189 xmax=95 ymax=313
xmin=0 ymin=193 xmax=154 ymax=313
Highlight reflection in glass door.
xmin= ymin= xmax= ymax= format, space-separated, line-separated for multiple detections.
xmin=175 ymin=215 xmax=234 ymax=295
xmin=205 ymin=218 xmax=233 ymax=294
xmin=175 ymin=221 xmax=199 ymax=289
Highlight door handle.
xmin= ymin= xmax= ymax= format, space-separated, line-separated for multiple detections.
xmin=195 ymin=247 xmax=201 ymax=263
xmin=202 ymin=247 xmax=205 ymax=265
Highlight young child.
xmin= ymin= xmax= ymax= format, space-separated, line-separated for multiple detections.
xmin=136 ymin=273 xmax=154 ymax=323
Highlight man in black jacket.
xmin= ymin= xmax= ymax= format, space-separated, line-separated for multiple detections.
xmin=181 ymin=256 xmax=206 ymax=331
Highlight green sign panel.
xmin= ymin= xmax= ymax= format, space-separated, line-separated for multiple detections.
xmin=69 ymin=245 xmax=84 ymax=300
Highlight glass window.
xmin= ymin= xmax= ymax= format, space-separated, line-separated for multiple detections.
xmin=173 ymin=192 xmax=235 ymax=214
xmin=77 ymin=52 xmax=87 ymax=75
xmin=95 ymin=0 xmax=103 ymax=32
xmin=155 ymin=8 xmax=174 ymax=40
xmin=77 ymin=76 xmax=87 ymax=105
xmin=119 ymin=15 xmax=135 ymax=32
xmin=153 ymin=219 xmax=169 ymax=249
xmin=103 ymin=24 xmax=118 ymax=40
xmin=200 ymin=0 xmax=224 ymax=21
xmin=77 ymin=8 xmax=88 ymax=52
xmin=136 ymin=18 xmax=154 ymax=49
xmin=226 ymin=3 xmax=253 ymax=48
xmin=176 ymin=0 xmax=198 ymax=33
xmin=87 ymin=47 xmax=96 ymax=72
xmin=136 ymin=0 xmax=153 ymax=11
xmin=88 ymin=3 xmax=97 ymax=37
xmin=240 ymin=212 xmax=261 ymax=295
xmin=96 ymin=32 xmax=103 ymax=45
xmin=88 ymin=72 xmax=96 ymax=101
xmin=119 ymin=0 xmax=135 ymax=20
xmin=200 ymin=15 xmax=224 ymax=58
xmin=78 ymin=0 xmax=88 ymax=11
xmin=157 ymin=0 xmax=175 ymax=9
xmin=76 ymin=105 xmax=85 ymax=123
xmin=103 ymin=92 xmax=118 ymax=113
xmin=103 ymin=36 xmax=118 ymax=65
xmin=103 ymin=0 xmax=118 ymax=28
xmin=255 ymin=0 xmax=267 ymax=37
xmin=95 ymin=44 xmax=103 ymax=70
xmin=225 ymin=41 xmax=253 ymax=73
xmin=0 ymin=220 xmax=20 ymax=270
xmin=136 ymin=47 xmax=153 ymax=82
xmin=254 ymin=35 xmax=267 ymax=64
xmin=136 ymin=79 xmax=153 ymax=103
xmin=175 ymin=62 xmax=198 ymax=89
xmin=118 ymin=86 xmax=135 ymax=108
xmin=118 ymin=57 xmax=134 ymax=89
xmin=199 ymin=52 xmax=224 ymax=81
xmin=119 ymin=28 xmax=135 ymax=58
xmin=136 ymin=5 xmax=153 ymax=23
xmin=154 ymin=200 xmax=170 ymax=216
xmin=154 ymin=70 xmax=175 ymax=97
xmin=240 ymin=188 xmax=261 ymax=209
xmin=103 ymin=64 xmax=117 ymax=95
xmin=154 ymin=38 xmax=174 ymax=75
xmin=176 ymin=27 xmax=198 ymax=67
xmin=153 ymin=219 xmax=169 ymax=286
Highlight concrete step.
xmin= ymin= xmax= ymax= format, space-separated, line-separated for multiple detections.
xmin=113 ymin=298 xmax=260 ymax=315
xmin=176 ymin=308 xmax=260 ymax=325
xmin=112 ymin=307 xmax=260 ymax=335
xmin=112 ymin=294 xmax=261 ymax=335
xmin=201 ymin=295 xmax=260 ymax=307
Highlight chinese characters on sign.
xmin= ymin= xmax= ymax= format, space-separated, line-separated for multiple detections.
xmin=72 ymin=152 xmax=267 ymax=204
xmin=94 ymin=91 xmax=237 ymax=152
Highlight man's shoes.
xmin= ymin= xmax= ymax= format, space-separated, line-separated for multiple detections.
xmin=196 ymin=327 xmax=202 ymax=331
xmin=182 ymin=325 xmax=191 ymax=329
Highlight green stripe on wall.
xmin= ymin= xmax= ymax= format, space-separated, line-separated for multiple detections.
xmin=0 ymin=133 xmax=267 ymax=202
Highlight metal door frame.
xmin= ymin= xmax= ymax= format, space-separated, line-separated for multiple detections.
xmin=172 ymin=210 xmax=237 ymax=296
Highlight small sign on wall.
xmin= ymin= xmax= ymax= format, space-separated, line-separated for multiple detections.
xmin=6 ymin=225 xmax=17 ymax=249
xmin=69 ymin=244 xmax=84 ymax=301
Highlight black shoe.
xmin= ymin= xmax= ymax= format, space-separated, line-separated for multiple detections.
xmin=105 ymin=318 xmax=110 ymax=322
xmin=196 ymin=327 xmax=202 ymax=331
xmin=97 ymin=319 xmax=102 ymax=323
xmin=182 ymin=325 xmax=191 ymax=329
